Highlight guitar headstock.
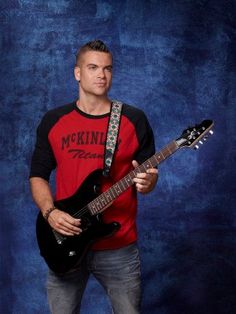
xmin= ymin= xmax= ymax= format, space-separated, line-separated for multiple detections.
xmin=176 ymin=120 xmax=214 ymax=149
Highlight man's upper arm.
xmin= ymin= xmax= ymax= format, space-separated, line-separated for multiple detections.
xmin=29 ymin=113 xmax=57 ymax=181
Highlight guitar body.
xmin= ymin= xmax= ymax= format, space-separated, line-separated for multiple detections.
xmin=36 ymin=169 xmax=120 ymax=274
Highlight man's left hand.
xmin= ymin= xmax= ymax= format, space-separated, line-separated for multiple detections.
xmin=132 ymin=160 xmax=158 ymax=194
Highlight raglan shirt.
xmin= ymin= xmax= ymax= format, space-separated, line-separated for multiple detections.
xmin=30 ymin=102 xmax=155 ymax=250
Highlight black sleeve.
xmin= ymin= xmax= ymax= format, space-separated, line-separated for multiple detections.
xmin=29 ymin=112 xmax=57 ymax=181
xmin=134 ymin=111 xmax=156 ymax=165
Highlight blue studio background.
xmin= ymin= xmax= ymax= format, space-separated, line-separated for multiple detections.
xmin=1 ymin=1 xmax=236 ymax=313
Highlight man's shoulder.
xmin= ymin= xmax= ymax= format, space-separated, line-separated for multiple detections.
xmin=38 ymin=102 xmax=76 ymax=132
xmin=44 ymin=102 xmax=75 ymax=119
xmin=121 ymin=102 xmax=147 ymax=122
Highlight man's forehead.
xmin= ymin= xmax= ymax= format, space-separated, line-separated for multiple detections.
xmin=80 ymin=50 xmax=112 ymax=65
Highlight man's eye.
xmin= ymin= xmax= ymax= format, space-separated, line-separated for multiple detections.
xmin=89 ymin=66 xmax=97 ymax=70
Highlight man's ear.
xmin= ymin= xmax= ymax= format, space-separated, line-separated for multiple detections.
xmin=74 ymin=66 xmax=80 ymax=82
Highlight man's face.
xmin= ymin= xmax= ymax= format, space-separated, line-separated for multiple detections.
xmin=75 ymin=51 xmax=113 ymax=97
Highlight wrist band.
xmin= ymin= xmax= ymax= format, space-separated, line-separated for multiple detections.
xmin=43 ymin=206 xmax=56 ymax=221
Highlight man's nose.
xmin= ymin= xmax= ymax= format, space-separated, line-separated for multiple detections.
xmin=97 ymin=68 xmax=105 ymax=78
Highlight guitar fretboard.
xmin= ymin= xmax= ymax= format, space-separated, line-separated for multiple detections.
xmin=86 ymin=140 xmax=179 ymax=216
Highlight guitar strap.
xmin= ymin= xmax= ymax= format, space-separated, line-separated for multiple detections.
xmin=103 ymin=100 xmax=123 ymax=177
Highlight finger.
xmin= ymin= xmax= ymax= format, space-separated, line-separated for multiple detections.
xmin=135 ymin=183 xmax=148 ymax=192
xmin=56 ymin=223 xmax=82 ymax=236
xmin=147 ymin=168 xmax=158 ymax=175
xmin=63 ymin=213 xmax=81 ymax=225
xmin=63 ymin=222 xmax=82 ymax=233
xmin=133 ymin=177 xmax=149 ymax=185
xmin=49 ymin=209 xmax=81 ymax=226
xmin=134 ymin=173 xmax=145 ymax=179
xmin=134 ymin=168 xmax=158 ymax=177
xmin=134 ymin=172 xmax=154 ymax=182
xmin=132 ymin=160 xmax=158 ymax=177
xmin=55 ymin=228 xmax=76 ymax=237
xmin=48 ymin=211 xmax=82 ymax=235
xmin=55 ymin=216 xmax=82 ymax=234
xmin=60 ymin=220 xmax=82 ymax=233
xmin=134 ymin=172 xmax=152 ymax=179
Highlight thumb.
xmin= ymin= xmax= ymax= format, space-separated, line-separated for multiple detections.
xmin=132 ymin=160 xmax=139 ymax=168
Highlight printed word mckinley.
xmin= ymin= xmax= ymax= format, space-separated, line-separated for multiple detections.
xmin=61 ymin=131 xmax=106 ymax=150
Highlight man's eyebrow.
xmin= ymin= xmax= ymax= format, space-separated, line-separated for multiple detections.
xmin=87 ymin=63 xmax=98 ymax=67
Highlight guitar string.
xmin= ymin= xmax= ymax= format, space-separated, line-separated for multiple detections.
xmin=71 ymin=141 xmax=179 ymax=219
xmin=75 ymin=142 xmax=179 ymax=219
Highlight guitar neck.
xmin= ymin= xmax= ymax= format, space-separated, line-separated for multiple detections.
xmin=87 ymin=140 xmax=179 ymax=216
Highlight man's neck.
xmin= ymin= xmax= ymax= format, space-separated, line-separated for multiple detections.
xmin=76 ymin=95 xmax=111 ymax=115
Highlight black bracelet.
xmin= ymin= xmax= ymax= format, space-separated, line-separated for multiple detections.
xmin=43 ymin=206 xmax=57 ymax=221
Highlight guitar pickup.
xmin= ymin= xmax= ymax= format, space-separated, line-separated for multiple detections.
xmin=53 ymin=229 xmax=66 ymax=244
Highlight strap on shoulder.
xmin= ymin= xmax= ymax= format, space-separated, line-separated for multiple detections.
xmin=103 ymin=100 xmax=123 ymax=177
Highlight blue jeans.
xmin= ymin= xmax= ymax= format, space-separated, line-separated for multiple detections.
xmin=47 ymin=243 xmax=141 ymax=314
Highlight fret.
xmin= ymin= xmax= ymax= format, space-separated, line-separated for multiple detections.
xmin=114 ymin=183 xmax=122 ymax=195
xmin=127 ymin=173 xmax=134 ymax=182
xmin=162 ymin=148 xmax=168 ymax=158
xmin=99 ymin=196 xmax=107 ymax=206
xmin=119 ymin=179 xmax=126 ymax=191
xmin=130 ymin=171 xmax=136 ymax=180
xmin=109 ymin=187 xmax=116 ymax=199
xmin=111 ymin=186 xmax=119 ymax=197
xmin=171 ymin=141 xmax=178 ymax=151
xmin=104 ymin=190 xmax=112 ymax=202
xmin=148 ymin=158 xmax=155 ymax=168
xmin=143 ymin=160 xmax=152 ymax=170
xmin=153 ymin=154 xmax=162 ymax=165
xmin=166 ymin=144 xmax=173 ymax=155
xmin=89 ymin=202 xmax=98 ymax=215
xmin=149 ymin=156 xmax=157 ymax=167
xmin=124 ymin=175 xmax=133 ymax=187
xmin=102 ymin=193 xmax=109 ymax=205
xmin=160 ymin=150 xmax=165 ymax=160
xmin=139 ymin=164 xmax=146 ymax=173
xmin=122 ymin=177 xmax=130 ymax=188
xmin=95 ymin=199 xmax=103 ymax=211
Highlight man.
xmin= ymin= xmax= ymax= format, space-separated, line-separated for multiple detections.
xmin=30 ymin=39 xmax=158 ymax=314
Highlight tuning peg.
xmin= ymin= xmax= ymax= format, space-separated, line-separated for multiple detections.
xmin=199 ymin=141 xmax=203 ymax=145
xmin=194 ymin=145 xmax=199 ymax=150
xmin=209 ymin=130 xmax=214 ymax=135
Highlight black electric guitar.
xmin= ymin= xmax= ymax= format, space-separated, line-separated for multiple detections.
xmin=36 ymin=120 xmax=214 ymax=273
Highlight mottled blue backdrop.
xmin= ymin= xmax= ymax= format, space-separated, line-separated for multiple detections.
xmin=1 ymin=1 xmax=236 ymax=313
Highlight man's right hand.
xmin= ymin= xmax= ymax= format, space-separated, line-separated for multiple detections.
xmin=47 ymin=209 xmax=82 ymax=236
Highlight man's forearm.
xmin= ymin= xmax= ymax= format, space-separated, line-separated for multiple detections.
xmin=30 ymin=177 xmax=55 ymax=217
